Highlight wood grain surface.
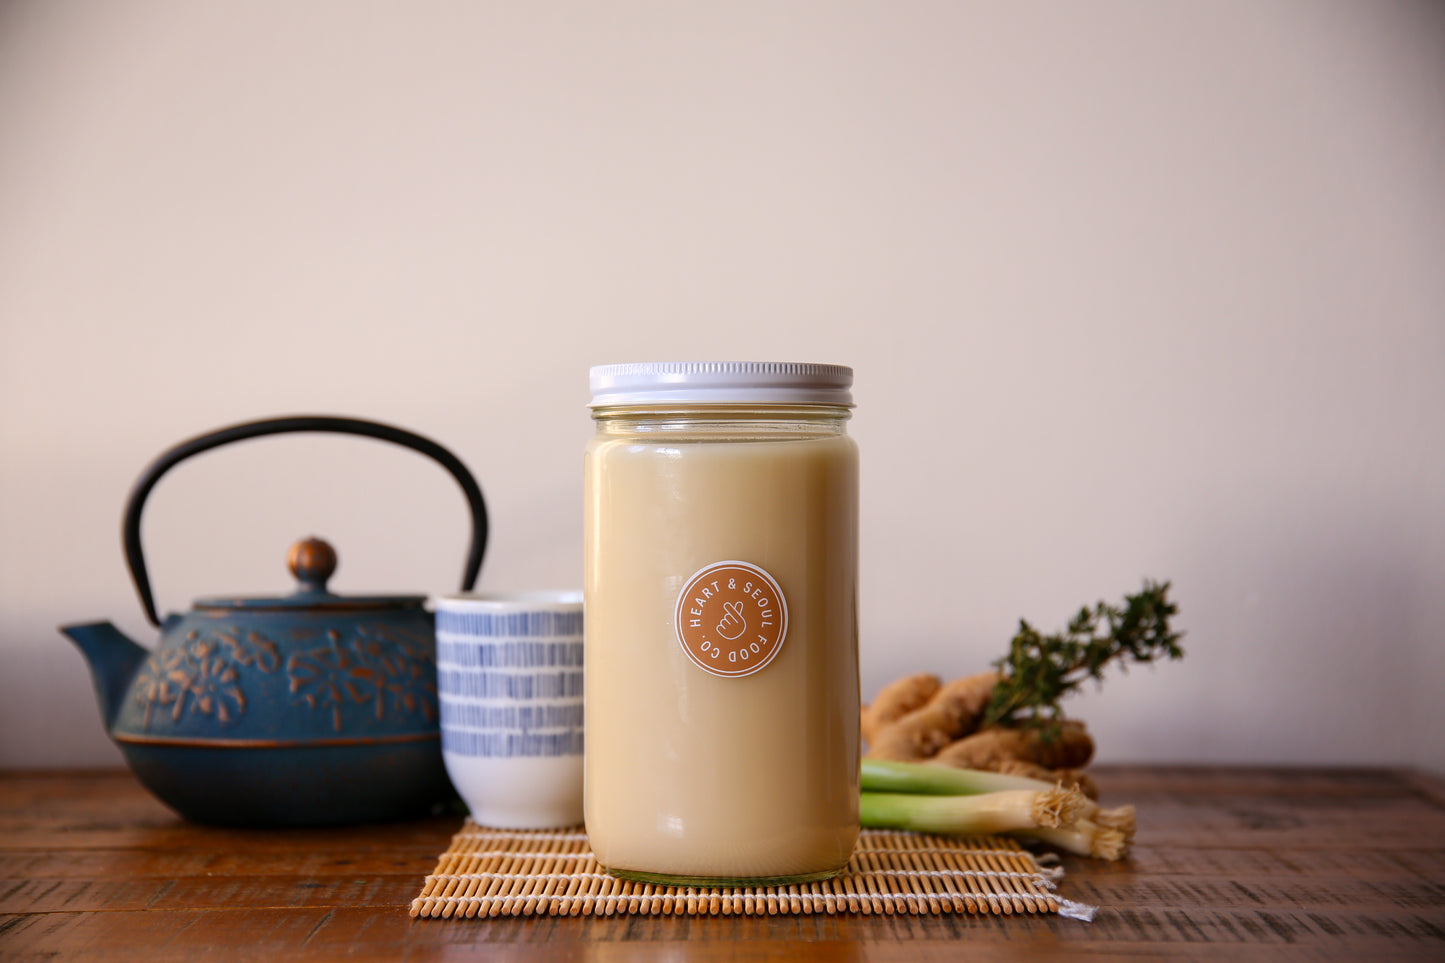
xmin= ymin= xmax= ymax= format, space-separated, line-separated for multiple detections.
xmin=2 ymin=766 xmax=1443 ymax=961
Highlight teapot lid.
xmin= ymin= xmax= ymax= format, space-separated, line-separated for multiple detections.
xmin=193 ymin=537 xmax=426 ymax=613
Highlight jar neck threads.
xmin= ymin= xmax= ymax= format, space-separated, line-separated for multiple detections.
xmin=591 ymin=405 xmax=851 ymax=439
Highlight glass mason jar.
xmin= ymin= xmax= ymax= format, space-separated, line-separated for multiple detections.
xmin=583 ymin=362 xmax=860 ymax=886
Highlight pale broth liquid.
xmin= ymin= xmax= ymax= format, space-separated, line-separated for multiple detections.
xmin=584 ymin=430 xmax=860 ymax=882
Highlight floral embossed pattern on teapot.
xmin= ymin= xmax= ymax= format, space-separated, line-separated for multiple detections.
xmin=124 ymin=537 xmax=439 ymax=738
xmin=62 ymin=416 xmax=488 ymax=827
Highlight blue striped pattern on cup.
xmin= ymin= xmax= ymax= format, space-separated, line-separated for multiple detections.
xmin=437 ymin=639 xmax=584 ymax=669
xmin=438 ymin=669 xmax=583 ymax=701
xmin=437 ymin=609 xmax=584 ymax=639
xmin=437 ymin=608 xmax=584 ymax=760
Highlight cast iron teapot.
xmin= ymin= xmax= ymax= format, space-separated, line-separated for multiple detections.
xmin=61 ymin=415 xmax=487 ymax=827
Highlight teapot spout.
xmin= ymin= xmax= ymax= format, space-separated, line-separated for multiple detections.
xmin=61 ymin=621 xmax=148 ymax=731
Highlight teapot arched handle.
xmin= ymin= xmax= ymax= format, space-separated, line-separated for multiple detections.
xmin=122 ymin=415 xmax=488 ymax=626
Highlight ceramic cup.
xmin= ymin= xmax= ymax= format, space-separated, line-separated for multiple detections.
xmin=434 ymin=591 xmax=585 ymax=829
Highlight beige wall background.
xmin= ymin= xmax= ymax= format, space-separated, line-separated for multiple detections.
xmin=2 ymin=1 xmax=1442 ymax=772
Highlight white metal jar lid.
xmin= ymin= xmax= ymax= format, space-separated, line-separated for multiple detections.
xmin=588 ymin=362 xmax=854 ymax=408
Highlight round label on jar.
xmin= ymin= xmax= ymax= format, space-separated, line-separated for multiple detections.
xmin=675 ymin=561 xmax=789 ymax=678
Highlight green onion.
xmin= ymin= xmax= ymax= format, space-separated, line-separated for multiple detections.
xmin=1091 ymin=804 xmax=1136 ymax=835
xmin=1019 ymin=820 xmax=1129 ymax=860
xmin=862 ymin=758 xmax=1058 ymax=795
xmin=860 ymin=785 xmax=1086 ymax=836
xmin=861 ymin=758 xmax=1133 ymax=832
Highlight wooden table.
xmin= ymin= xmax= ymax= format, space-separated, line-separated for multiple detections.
xmin=2 ymin=766 xmax=1442 ymax=961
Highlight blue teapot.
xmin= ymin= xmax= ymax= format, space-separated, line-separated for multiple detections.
xmin=61 ymin=416 xmax=488 ymax=827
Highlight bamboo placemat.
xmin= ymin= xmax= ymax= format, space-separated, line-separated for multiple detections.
xmin=410 ymin=821 xmax=1097 ymax=920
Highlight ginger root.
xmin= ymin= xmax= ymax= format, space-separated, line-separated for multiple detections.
xmin=931 ymin=720 xmax=1094 ymax=771
xmin=860 ymin=672 xmax=941 ymax=744
xmin=864 ymin=672 xmax=999 ymax=762
xmin=990 ymin=759 xmax=1100 ymax=801
xmin=864 ymin=671 xmax=1097 ymax=792
xmin=864 ymin=583 xmax=1178 ymax=802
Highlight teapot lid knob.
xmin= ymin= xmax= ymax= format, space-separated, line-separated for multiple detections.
xmin=287 ymin=537 xmax=337 ymax=593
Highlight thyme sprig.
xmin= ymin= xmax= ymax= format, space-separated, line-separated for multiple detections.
xmin=983 ymin=580 xmax=1183 ymax=733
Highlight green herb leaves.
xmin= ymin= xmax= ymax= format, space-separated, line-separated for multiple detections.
xmin=982 ymin=580 xmax=1183 ymax=734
